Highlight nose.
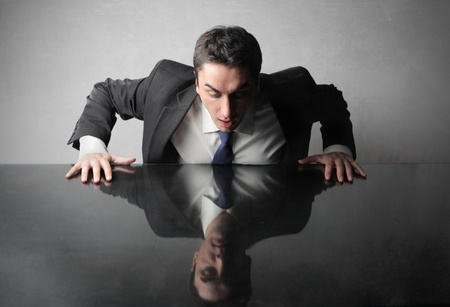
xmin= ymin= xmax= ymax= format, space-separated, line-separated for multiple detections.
xmin=214 ymin=245 xmax=225 ymax=258
xmin=214 ymin=249 xmax=225 ymax=275
xmin=220 ymin=96 xmax=231 ymax=119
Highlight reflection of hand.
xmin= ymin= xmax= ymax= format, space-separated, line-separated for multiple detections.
xmin=298 ymin=152 xmax=366 ymax=183
xmin=65 ymin=153 xmax=136 ymax=183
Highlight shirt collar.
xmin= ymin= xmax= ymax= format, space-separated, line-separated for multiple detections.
xmin=200 ymin=96 xmax=256 ymax=135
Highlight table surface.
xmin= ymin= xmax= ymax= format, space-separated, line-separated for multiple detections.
xmin=1 ymin=164 xmax=449 ymax=306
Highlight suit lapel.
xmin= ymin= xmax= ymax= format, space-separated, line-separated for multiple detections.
xmin=143 ymin=85 xmax=197 ymax=162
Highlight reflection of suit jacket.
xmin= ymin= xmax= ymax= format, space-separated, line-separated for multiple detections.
xmin=68 ymin=60 xmax=356 ymax=164
xmin=100 ymin=165 xmax=331 ymax=247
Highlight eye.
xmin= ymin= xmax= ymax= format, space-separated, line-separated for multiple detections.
xmin=233 ymin=90 xmax=248 ymax=99
xmin=200 ymin=267 xmax=218 ymax=283
xmin=207 ymin=91 xmax=221 ymax=99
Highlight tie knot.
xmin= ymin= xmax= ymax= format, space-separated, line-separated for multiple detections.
xmin=218 ymin=131 xmax=233 ymax=144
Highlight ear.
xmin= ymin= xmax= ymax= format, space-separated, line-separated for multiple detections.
xmin=194 ymin=70 xmax=198 ymax=86
xmin=191 ymin=252 xmax=198 ymax=272
xmin=194 ymin=71 xmax=201 ymax=95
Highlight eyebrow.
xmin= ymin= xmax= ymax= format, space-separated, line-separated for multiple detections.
xmin=204 ymin=82 xmax=250 ymax=94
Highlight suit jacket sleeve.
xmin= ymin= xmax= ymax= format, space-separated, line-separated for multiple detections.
xmin=67 ymin=60 xmax=166 ymax=150
xmin=262 ymin=67 xmax=356 ymax=162
xmin=314 ymin=84 xmax=356 ymax=158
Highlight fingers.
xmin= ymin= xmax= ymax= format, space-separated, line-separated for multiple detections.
xmin=334 ymin=158 xmax=356 ymax=183
xmin=298 ymin=155 xmax=321 ymax=165
xmin=98 ymin=159 xmax=113 ymax=182
xmin=324 ymin=160 xmax=333 ymax=181
xmin=331 ymin=158 xmax=344 ymax=182
xmin=65 ymin=163 xmax=91 ymax=182
xmin=352 ymin=160 xmax=367 ymax=178
xmin=298 ymin=152 xmax=366 ymax=183
xmin=66 ymin=153 xmax=136 ymax=183
xmin=344 ymin=159 xmax=354 ymax=182
xmin=66 ymin=153 xmax=111 ymax=183
xmin=332 ymin=157 xmax=352 ymax=183
xmin=82 ymin=163 xmax=93 ymax=183
xmin=65 ymin=164 xmax=81 ymax=179
xmin=110 ymin=155 xmax=136 ymax=166
xmin=65 ymin=162 xmax=91 ymax=182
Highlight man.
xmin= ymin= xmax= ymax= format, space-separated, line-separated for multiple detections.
xmin=66 ymin=25 xmax=366 ymax=182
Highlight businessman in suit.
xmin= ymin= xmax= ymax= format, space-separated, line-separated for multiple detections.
xmin=66 ymin=25 xmax=366 ymax=183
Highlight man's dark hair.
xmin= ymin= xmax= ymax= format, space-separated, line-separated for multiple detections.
xmin=193 ymin=25 xmax=263 ymax=80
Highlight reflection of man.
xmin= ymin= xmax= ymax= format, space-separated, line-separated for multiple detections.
xmin=187 ymin=165 xmax=258 ymax=304
xmin=92 ymin=164 xmax=331 ymax=304
xmin=66 ymin=25 xmax=366 ymax=184
xmin=190 ymin=211 xmax=251 ymax=305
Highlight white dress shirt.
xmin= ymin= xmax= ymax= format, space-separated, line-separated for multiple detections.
xmin=170 ymin=95 xmax=287 ymax=164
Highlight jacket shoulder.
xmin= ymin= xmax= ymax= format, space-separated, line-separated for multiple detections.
xmin=260 ymin=66 xmax=316 ymax=90
xmin=153 ymin=59 xmax=195 ymax=81
xmin=142 ymin=59 xmax=196 ymax=105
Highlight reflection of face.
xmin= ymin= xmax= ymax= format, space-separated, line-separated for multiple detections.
xmin=196 ymin=63 xmax=259 ymax=132
xmin=191 ymin=212 xmax=246 ymax=302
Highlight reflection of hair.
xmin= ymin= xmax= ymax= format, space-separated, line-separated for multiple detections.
xmin=193 ymin=26 xmax=263 ymax=80
xmin=189 ymin=255 xmax=252 ymax=306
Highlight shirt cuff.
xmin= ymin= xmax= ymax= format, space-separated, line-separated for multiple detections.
xmin=323 ymin=144 xmax=353 ymax=157
xmin=79 ymin=135 xmax=108 ymax=157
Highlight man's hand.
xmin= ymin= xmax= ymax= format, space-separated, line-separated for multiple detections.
xmin=65 ymin=153 xmax=136 ymax=183
xmin=298 ymin=152 xmax=366 ymax=183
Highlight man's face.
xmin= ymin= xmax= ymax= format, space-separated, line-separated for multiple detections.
xmin=196 ymin=63 xmax=259 ymax=132
xmin=191 ymin=212 xmax=247 ymax=302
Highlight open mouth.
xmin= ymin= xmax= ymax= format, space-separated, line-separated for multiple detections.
xmin=219 ymin=119 xmax=234 ymax=129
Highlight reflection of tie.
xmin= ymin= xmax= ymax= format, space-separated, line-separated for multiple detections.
xmin=213 ymin=165 xmax=233 ymax=209
xmin=212 ymin=131 xmax=234 ymax=165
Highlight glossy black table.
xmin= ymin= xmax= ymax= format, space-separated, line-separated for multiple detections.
xmin=1 ymin=164 xmax=449 ymax=306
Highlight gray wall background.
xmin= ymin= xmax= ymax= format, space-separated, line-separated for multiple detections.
xmin=1 ymin=0 xmax=449 ymax=164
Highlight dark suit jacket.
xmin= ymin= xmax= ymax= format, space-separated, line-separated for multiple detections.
xmin=68 ymin=60 xmax=356 ymax=164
